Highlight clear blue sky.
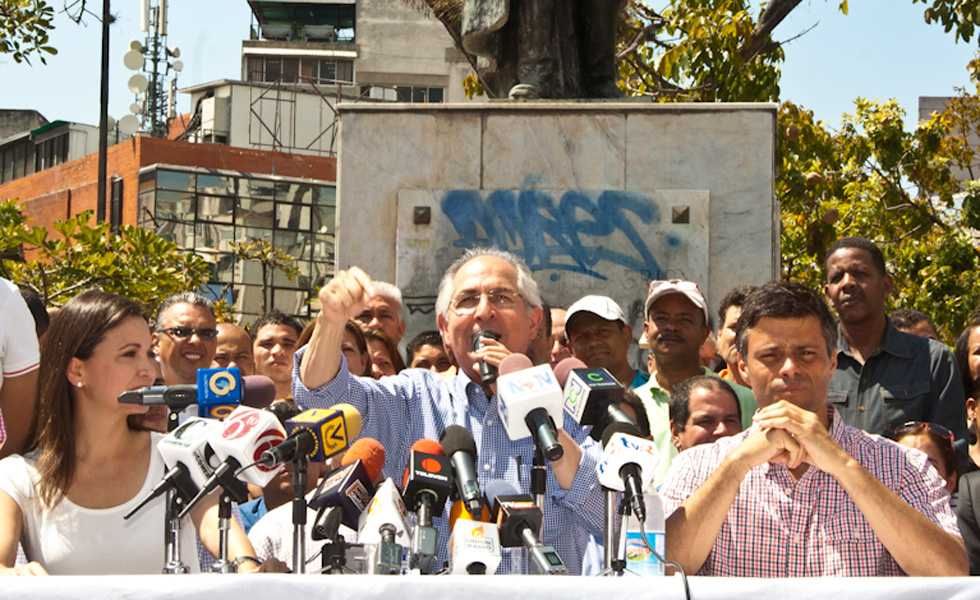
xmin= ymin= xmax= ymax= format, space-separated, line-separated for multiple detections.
xmin=0 ymin=0 xmax=976 ymax=131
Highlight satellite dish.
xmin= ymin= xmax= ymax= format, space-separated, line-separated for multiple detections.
xmin=130 ymin=102 xmax=142 ymax=115
xmin=172 ymin=60 xmax=183 ymax=72
xmin=129 ymin=39 xmax=143 ymax=52
xmin=106 ymin=115 xmax=116 ymax=130
xmin=127 ymin=74 xmax=148 ymax=94
xmin=123 ymin=49 xmax=144 ymax=70
xmin=170 ymin=47 xmax=180 ymax=58
xmin=119 ymin=115 xmax=141 ymax=135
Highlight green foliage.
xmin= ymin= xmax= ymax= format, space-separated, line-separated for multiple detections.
xmin=778 ymin=84 xmax=980 ymax=343
xmin=0 ymin=201 xmax=212 ymax=316
xmin=916 ymin=0 xmax=980 ymax=42
xmin=618 ymin=0 xmax=799 ymax=101
xmin=0 ymin=0 xmax=56 ymax=64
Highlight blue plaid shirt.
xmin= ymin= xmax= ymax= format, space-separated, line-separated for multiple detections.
xmin=292 ymin=348 xmax=605 ymax=574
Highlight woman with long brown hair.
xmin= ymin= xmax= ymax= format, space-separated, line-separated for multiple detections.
xmin=0 ymin=290 xmax=283 ymax=575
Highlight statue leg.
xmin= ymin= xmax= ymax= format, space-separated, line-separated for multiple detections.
xmin=511 ymin=0 xmax=558 ymax=98
xmin=578 ymin=0 xmax=625 ymax=98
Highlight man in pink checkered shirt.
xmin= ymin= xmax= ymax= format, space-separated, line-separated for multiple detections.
xmin=662 ymin=282 xmax=966 ymax=576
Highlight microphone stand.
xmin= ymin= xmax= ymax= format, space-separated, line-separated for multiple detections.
xmin=163 ymin=406 xmax=188 ymax=573
xmin=598 ymin=490 xmax=638 ymax=577
xmin=599 ymin=486 xmax=617 ymax=575
xmin=291 ymin=456 xmax=309 ymax=574
xmin=203 ymin=469 xmax=249 ymax=573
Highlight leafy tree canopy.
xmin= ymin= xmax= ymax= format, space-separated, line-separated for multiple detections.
xmin=0 ymin=0 xmax=56 ymax=64
xmin=0 ymin=200 xmax=212 ymax=317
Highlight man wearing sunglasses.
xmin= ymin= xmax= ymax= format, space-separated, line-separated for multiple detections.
xmin=152 ymin=292 xmax=219 ymax=387
xmin=662 ymin=282 xmax=966 ymax=577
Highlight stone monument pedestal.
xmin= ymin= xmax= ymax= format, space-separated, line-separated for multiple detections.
xmin=336 ymin=101 xmax=778 ymax=348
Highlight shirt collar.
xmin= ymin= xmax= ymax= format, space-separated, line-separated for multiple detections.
xmin=836 ymin=317 xmax=911 ymax=360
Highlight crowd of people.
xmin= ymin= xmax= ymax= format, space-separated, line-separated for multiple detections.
xmin=0 ymin=235 xmax=978 ymax=576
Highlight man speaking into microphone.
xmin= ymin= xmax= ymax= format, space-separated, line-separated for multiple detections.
xmin=294 ymin=248 xmax=605 ymax=574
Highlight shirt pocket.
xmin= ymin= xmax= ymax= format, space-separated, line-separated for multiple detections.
xmin=880 ymin=381 xmax=931 ymax=426
xmin=827 ymin=389 xmax=848 ymax=407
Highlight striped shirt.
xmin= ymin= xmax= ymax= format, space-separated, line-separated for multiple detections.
xmin=292 ymin=348 xmax=605 ymax=575
xmin=661 ymin=407 xmax=960 ymax=576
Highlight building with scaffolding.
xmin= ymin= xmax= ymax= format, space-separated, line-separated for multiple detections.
xmin=178 ymin=0 xmax=473 ymax=155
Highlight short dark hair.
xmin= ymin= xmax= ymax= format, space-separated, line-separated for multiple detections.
xmin=251 ymin=310 xmax=305 ymax=340
xmin=717 ymin=285 xmax=758 ymax=324
xmin=540 ymin=298 xmax=552 ymax=339
xmin=735 ymin=282 xmax=838 ymax=358
xmin=619 ymin=388 xmax=651 ymax=438
xmin=669 ymin=375 xmax=740 ymax=431
xmin=955 ymin=312 xmax=980 ymax=396
xmin=406 ymin=330 xmax=445 ymax=363
xmin=826 ymin=236 xmax=887 ymax=276
xmin=155 ymin=292 xmax=214 ymax=330
xmin=19 ymin=288 xmax=50 ymax=338
xmin=890 ymin=308 xmax=937 ymax=334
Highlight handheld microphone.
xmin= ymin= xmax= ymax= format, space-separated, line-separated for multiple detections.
xmin=440 ymin=425 xmax=484 ymax=515
xmin=485 ymin=479 xmax=567 ymax=575
xmin=156 ymin=416 xmax=225 ymax=491
xmin=556 ymin=358 xmax=641 ymax=442
xmin=401 ymin=439 xmax=452 ymax=573
xmin=118 ymin=371 xmax=277 ymax=415
xmin=496 ymin=354 xmax=564 ymax=461
xmin=310 ymin=438 xmax=386 ymax=532
xmin=258 ymin=404 xmax=362 ymax=467
xmin=472 ymin=330 xmax=500 ymax=384
xmin=596 ymin=429 xmax=660 ymax=522
xmin=178 ymin=406 xmax=288 ymax=517
xmin=358 ymin=478 xmax=411 ymax=544
xmin=448 ymin=517 xmax=502 ymax=575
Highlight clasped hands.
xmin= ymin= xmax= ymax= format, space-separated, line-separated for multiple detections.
xmin=734 ymin=401 xmax=849 ymax=476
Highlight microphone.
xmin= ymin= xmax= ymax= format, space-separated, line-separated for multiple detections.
xmin=118 ymin=371 xmax=277 ymax=415
xmin=448 ymin=516 xmax=502 ymax=575
xmin=596 ymin=428 xmax=660 ymax=522
xmin=472 ymin=330 xmax=500 ymax=384
xmin=156 ymin=416 xmax=225 ymax=491
xmin=401 ymin=439 xmax=452 ymax=573
xmin=496 ymin=354 xmax=564 ymax=461
xmin=178 ymin=406 xmax=288 ymax=517
xmin=485 ymin=479 xmax=567 ymax=575
xmin=556 ymin=358 xmax=641 ymax=442
xmin=258 ymin=404 xmax=362 ymax=467
xmin=358 ymin=478 xmax=412 ymax=574
xmin=310 ymin=438 xmax=386 ymax=533
xmin=440 ymin=425 xmax=484 ymax=515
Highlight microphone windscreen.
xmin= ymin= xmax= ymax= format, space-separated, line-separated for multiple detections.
xmin=439 ymin=425 xmax=477 ymax=459
xmin=553 ymin=357 xmax=587 ymax=388
xmin=241 ymin=375 xmax=277 ymax=408
xmin=342 ymin=437 xmax=385 ymax=482
xmin=484 ymin=479 xmax=519 ymax=508
xmin=410 ymin=438 xmax=445 ymax=456
xmin=498 ymin=353 xmax=533 ymax=376
xmin=332 ymin=403 xmax=363 ymax=440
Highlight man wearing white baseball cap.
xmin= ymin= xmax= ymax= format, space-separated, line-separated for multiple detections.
xmin=635 ymin=279 xmax=758 ymax=487
xmin=564 ymin=295 xmax=649 ymax=389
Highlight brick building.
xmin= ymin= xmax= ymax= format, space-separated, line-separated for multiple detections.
xmin=0 ymin=135 xmax=337 ymax=321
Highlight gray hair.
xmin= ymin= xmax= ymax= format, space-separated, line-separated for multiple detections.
xmin=155 ymin=292 xmax=215 ymax=330
xmin=373 ymin=281 xmax=403 ymax=315
xmin=434 ymin=247 xmax=542 ymax=319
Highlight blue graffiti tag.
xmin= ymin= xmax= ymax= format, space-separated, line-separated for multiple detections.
xmin=440 ymin=190 xmax=665 ymax=281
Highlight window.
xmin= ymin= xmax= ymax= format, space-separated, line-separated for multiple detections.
xmin=140 ymin=167 xmax=336 ymax=321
